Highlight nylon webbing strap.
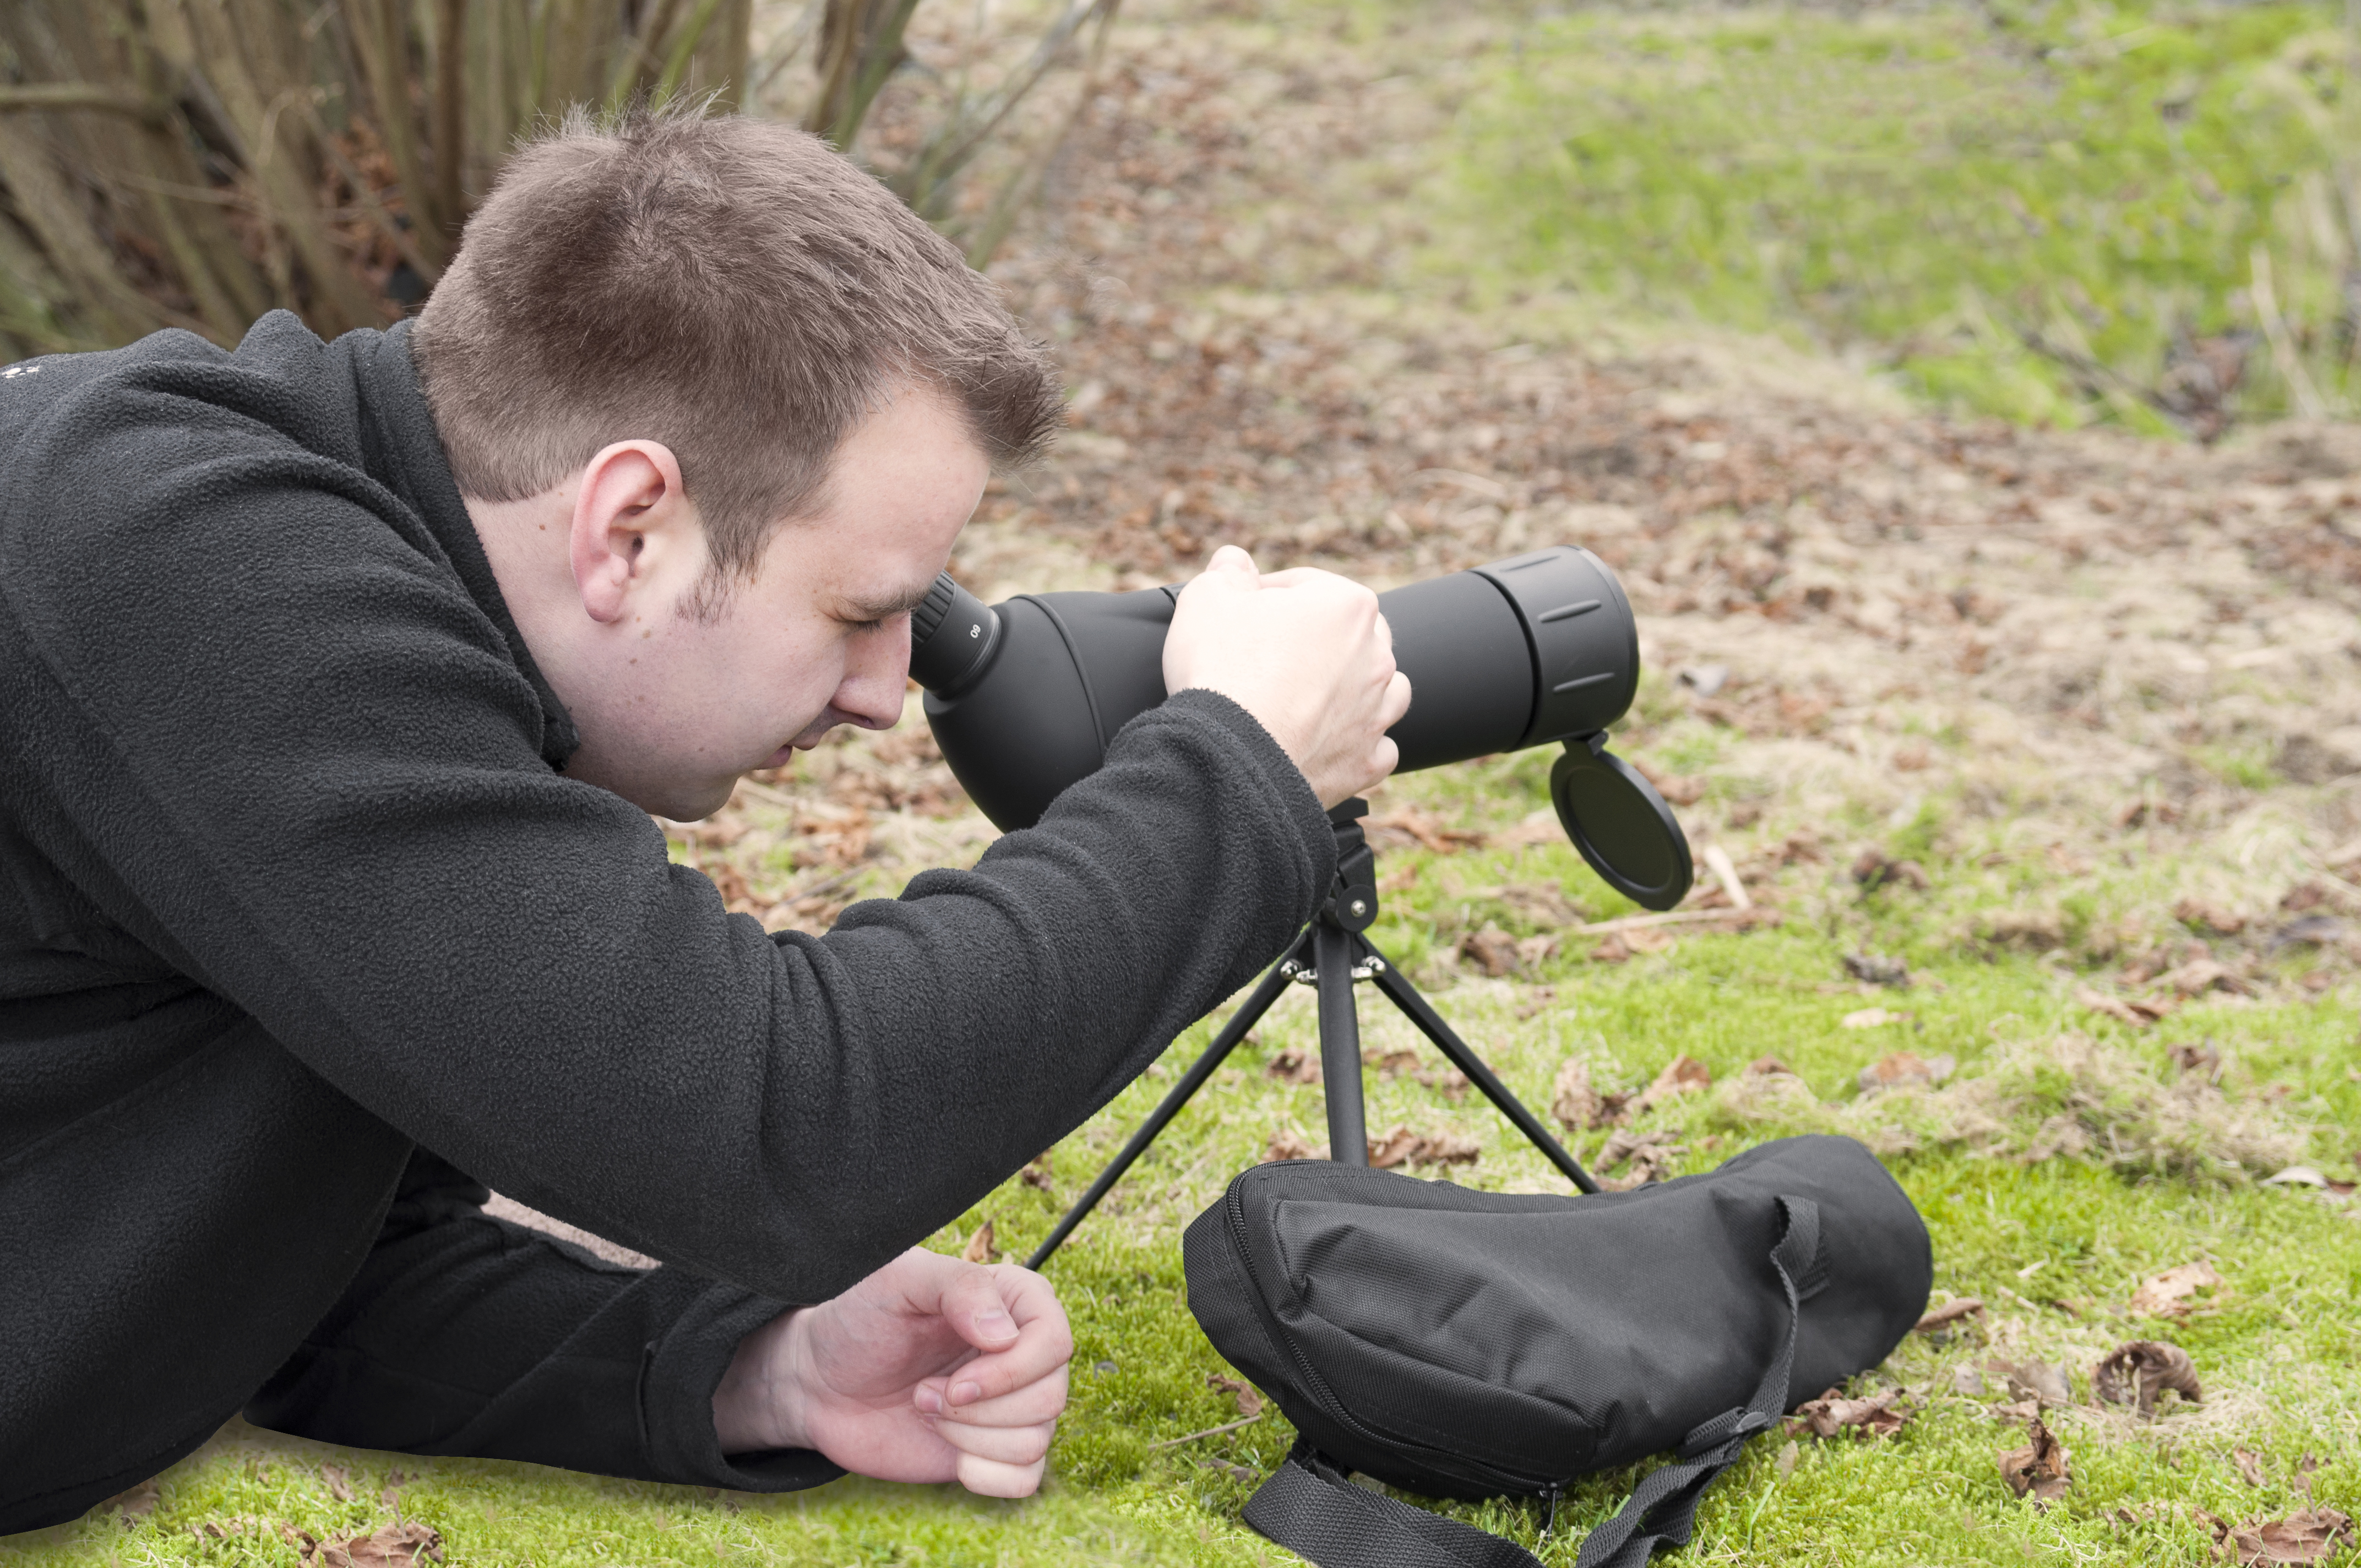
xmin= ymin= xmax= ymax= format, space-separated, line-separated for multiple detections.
xmin=1571 ymin=1195 xmax=1821 ymax=1568
xmin=1243 ymin=1444 xmax=1544 ymax=1568
xmin=1238 ymin=1195 xmax=1822 ymax=1568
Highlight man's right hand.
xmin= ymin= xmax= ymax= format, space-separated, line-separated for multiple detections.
xmin=1164 ymin=546 xmax=1413 ymax=807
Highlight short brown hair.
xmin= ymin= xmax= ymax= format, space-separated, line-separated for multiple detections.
xmin=413 ymin=106 xmax=1059 ymax=590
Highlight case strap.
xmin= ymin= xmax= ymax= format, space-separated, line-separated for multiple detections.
xmin=1571 ymin=1194 xmax=1819 ymax=1568
xmin=1244 ymin=1443 xmax=1546 ymax=1568
xmin=1241 ymin=1194 xmax=1821 ymax=1568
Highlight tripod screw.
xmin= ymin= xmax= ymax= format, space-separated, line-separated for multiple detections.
xmin=1348 ymin=898 xmax=1369 ymax=919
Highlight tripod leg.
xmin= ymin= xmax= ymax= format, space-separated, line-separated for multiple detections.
xmin=1313 ymin=922 xmax=1368 ymax=1166
xmin=1365 ymin=941 xmax=1601 ymax=1194
xmin=1024 ymin=936 xmax=1307 ymax=1268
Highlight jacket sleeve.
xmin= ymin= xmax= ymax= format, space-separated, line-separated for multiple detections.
xmin=245 ymin=1147 xmax=840 ymax=1492
xmin=0 ymin=366 xmax=1336 ymax=1305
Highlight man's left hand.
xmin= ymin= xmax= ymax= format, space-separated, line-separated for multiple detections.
xmin=712 ymin=1248 xmax=1072 ymax=1497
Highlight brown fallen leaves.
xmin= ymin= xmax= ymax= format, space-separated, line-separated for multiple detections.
xmin=1262 ymin=1125 xmax=1478 ymax=1168
xmin=1983 ymin=1355 xmax=2072 ymax=1417
xmin=2198 ymin=1507 xmax=2355 ymax=1565
xmin=1786 ymin=1386 xmax=1910 ymax=1440
xmin=1552 ymin=1054 xmax=1714 ymax=1133
xmin=1368 ymin=1124 xmax=1481 ymax=1169
xmin=1913 ymin=1297 xmax=1985 ymax=1333
xmin=1998 ymin=1418 xmax=2072 ymax=1509
xmin=1266 ymin=1046 xmax=1321 ymax=1085
xmin=2077 ymin=986 xmax=2177 ymax=1027
xmin=1207 ymin=1373 xmax=1263 ymax=1418
xmin=1856 ymin=1050 xmax=1953 ymax=1091
xmin=961 ymin=1219 xmax=998 ymax=1264
xmin=303 ymin=1522 xmax=445 ymax=1567
xmin=1459 ymin=923 xmax=1558 ymax=977
xmin=1596 ymin=1129 xmax=1685 ymax=1188
xmin=1551 ymin=1058 xmax=1626 ymax=1131
xmin=2128 ymin=1260 xmax=2226 ymax=1317
xmin=2094 ymin=1340 xmax=2203 ymax=1416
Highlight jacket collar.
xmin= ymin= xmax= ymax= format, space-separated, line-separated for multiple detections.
xmin=344 ymin=321 xmax=581 ymax=770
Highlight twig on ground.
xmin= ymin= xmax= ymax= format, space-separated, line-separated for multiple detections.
xmin=1149 ymin=1414 xmax=1263 ymax=1450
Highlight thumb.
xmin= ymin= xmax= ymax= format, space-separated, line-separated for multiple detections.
xmin=1203 ymin=544 xmax=1259 ymax=585
xmin=939 ymin=1268 xmax=1021 ymax=1354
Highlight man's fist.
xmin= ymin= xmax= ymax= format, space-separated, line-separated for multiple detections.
xmin=1163 ymin=546 xmax=1413 ymax=807
xmin=713 ymin=1248 xmax=1071 ymax=1498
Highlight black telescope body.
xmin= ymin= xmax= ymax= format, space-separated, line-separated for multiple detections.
xmin=908 ymin=545 xmax=1693 ymax=910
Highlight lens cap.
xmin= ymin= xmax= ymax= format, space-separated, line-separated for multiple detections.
xmin=1550 ymin=736 xmax=1694 ymax=911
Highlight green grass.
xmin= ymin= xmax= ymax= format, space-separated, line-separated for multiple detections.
xmin=18 ymin=747 xmax=2359 ymax=1567
xmin=1433 ymin=0 xmax=2361 ymax=429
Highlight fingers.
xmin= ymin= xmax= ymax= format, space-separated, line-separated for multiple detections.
xmin=916 ymin=1362 xmax=1069 ymax=1428
xmin=939 ymin=1266 xmax=1074 ymax=1409
xmin=929 ymin=1408 xmax=1057 ymax=1466
xmin=1380 ymin=668 xmax=1413 ymax=728
xmin=954 ymin=1451 xmax=1048 ymax=1498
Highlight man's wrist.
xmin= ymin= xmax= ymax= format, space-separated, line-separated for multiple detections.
xmin=711 ymin=1306 xmax=809 ymax=1454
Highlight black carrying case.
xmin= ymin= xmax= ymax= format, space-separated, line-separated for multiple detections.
xmin=1180 ymin=1134 xmax=1932 ymax=1568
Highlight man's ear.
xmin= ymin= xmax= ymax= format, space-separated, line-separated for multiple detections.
xmin=570 ymin=440 xmax=696 ymax=625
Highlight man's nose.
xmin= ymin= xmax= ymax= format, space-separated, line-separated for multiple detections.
xmin=837 ymin=620 xmax=914 ymax=730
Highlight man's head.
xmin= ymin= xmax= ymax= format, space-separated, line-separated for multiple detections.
xmin=414 ymin=108 xmax=1060 ymax=819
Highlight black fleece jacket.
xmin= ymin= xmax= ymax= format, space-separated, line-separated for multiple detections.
xmin=0 ymin=315 xmax=1335 ymax=1532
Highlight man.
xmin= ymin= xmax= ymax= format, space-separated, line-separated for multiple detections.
xmin=0 ymin=108 xmax=1408 ymax=1529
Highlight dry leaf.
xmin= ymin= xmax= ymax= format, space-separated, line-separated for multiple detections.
xmin=1266 ymin=1046 xmax=1321 ymax=1085
xmin=2169 ymin=1041 xmax=2224 ymax=1078
xmin=1984 ymin=1357 xmax=2071 ymax=1408
xmin=1412 ymin=1132 xmax=1481 ymax=1166
xmin=1590 ymin=934 xmax=1634 ymax=964
xmin=2175 ymin=899 xmax=2247 ymax=936
xmin=2077 ymin=986 xmax=2175 ymax=1026
xmin=1786 ymin=1386 xmax=1910 ymax=1439
xmin=2234 ymin=1448 xmax=2269 ymax=1488
xmin=1635 ymin=1054 xmax=1711 ymax=1112
xmin=1998 ymin=1418 xmax=2072 ymax=1509
xmin=1915 ymin=1297 xmax=1985 ymax=1332
xmin=320 ymin=1465 xmax=352 ymax=1502
xmin=1367 ymin=1124 xmax=1423 ymax=1169
xmin=1459 ymin=923 xmax=1520 ymax=977
xmin=2128 ymin=1261 xmax=2224 ymax=1317
xmin=1207 ymin=1374 xmax=1264 ymax=1417
xmin=104 ymin=1478 xmax=160 ymax=1519
xmin=1745 ymin=1055 xmax=1797 ymax=1076
xmin=2201 ymin=1507 xmax=2355 ymax=1565
xmin=2295 ymin=1455 xmax=2319 ymax=1496
xmin=306 ymin=1521 xmax=445 ymax=1567
xmin=378 ymin=1469 xmax=411 ymax=1509
xmin=1857 ymin=1051 xmax=1954 ymax=1091
xmin=1264 ymin=1128 xmax=1320 ymax=1162
xmin=1842 ymin=1007 xmax=1897 ymax=1028
xmin=1774 ymin=1439 xmax=1799 ymax=1477
xmin=1552 ymin=1058 xmax=1631 ymax=1128
xmin=1843 ymin=952 xmax=1912 ymax=987
xmin=1364 ymin=1125 xmax=1481 ymax=1169
xmin=961 ymin=1219 xmax=997 ymax=1264
xmin=2095 ymin=1340 xmax=2204 ymax=1416
xmin=1853 ymin=850 xmax=1930 ymax=892
xmin=1596 ymin=1128 xmax=1684 ymax=1187
xmin=1020 ymin=1153 xmax=1053 ymax=1191
xmin=1364 ymin=1046 xmax=1421 ymax=1077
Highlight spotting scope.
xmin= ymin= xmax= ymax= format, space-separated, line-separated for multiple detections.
xmin=907 ymin=545 xmax=1694 ymax=910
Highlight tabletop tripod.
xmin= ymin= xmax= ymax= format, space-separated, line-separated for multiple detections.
xmin=1025 ymin=799 xmax=1600 ymax=1268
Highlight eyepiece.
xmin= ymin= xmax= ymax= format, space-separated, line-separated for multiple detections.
xmin=909 ymin=573 xmax=1001 ymax=698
